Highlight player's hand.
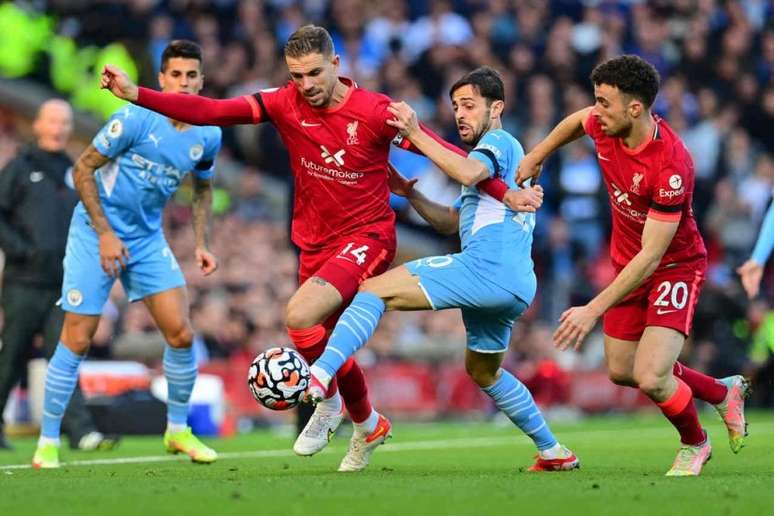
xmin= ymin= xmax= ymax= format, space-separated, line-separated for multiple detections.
xmin=553 ymin=304 xmax=601 ymax=351
xmin=387 ymin=163 xmax=418 ymax=198
xmin=99 ymin=231 xmax=129 ymax=278
xmin=503 ymin=185 xmax=543 ymax=213
xmin=737 ymin=259 xmax=764 ymax=299
xmin=100 ymin=64 xmax=139 ymax=102
xmin=516 ymin=151 xmax=544 ymax=187
xmin=195 ymin=247 xmax=218 ymax=276
xmin=386 ymin=101 xmax=420 ymax=139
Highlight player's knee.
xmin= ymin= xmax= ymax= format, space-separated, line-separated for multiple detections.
xmin=466 ymin=361 xmax=499 ymax=388
xmin=357 ymin=278 xmax=382 ymax=296
xmin=60 ymin=332 xmax=91 ymax=355
xmin=608 ymin=368 xmax=636 ymax=387
xmin=60 ymin=322 xmax=93 ymax=354
xmin=165 ymin=322 xmax=194 ymax=349
xmin=634 ymin=371 xmax=669 ymax=398
xmin=285 ymin=300 xmax=318 ymax=330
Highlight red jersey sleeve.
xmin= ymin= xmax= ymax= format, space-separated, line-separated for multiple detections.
xmin=648 ymin=163 xmax=687 ymax=223
xmin=249 ymin=84 xmax=292 ymax=124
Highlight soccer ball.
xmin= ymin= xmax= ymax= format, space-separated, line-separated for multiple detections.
xmin=247 ymin=347 xmax=310 ymax=410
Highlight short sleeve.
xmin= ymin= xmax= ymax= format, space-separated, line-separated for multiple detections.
xmin=250 ymin=85 xmax=289 ymax=124
xmin=648 ymin=165 xmax=687 ymax=223
xmin=373 ymin=95 xmax=404 ymax=146
xmin=468 ymin=131 xmax=510 ymax=178
xmin=92 ymin=106 xmax=144 ymax=159
xmin=193 ymin=128 xmax=222 ymax=180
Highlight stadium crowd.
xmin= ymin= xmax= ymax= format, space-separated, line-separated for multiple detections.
xmin=1 ymin=0 xmax=773 ymax=407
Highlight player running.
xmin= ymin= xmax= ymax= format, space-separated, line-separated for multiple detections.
xmin=305 ymin=67 xmax=579 ymax=472
xmin=32 ymin=41 xmax=222 ymax=468
xmin=100 ymin=25 xmax=513 ymax=471
xmin=517 ymin=55 xmax=748 ymax=476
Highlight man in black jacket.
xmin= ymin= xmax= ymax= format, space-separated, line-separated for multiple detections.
xmin=0 ymin=99 xmax=114 ymax=451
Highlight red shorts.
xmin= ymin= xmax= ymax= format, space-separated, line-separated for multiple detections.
xmin=602 ymin=259 xmax=706 ymax=341
xmin=298 ymin=234 xmax=395 ymax=308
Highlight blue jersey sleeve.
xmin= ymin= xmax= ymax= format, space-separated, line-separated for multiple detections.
xmin=193 ymin=127 xmax=222 ymax=180
xmin=468 ymin=131 xmax=512 ymax=179
xmin=752 ymin=198 xmax=774 ymax=265
xmin=452 ymin=195 xmax=462 ymax=211
xmin=92 ymin=106 xmax=146 ymax=159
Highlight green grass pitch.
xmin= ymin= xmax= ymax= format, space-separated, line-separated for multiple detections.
xmin=1 ymin=411 xmax=772 ymax=516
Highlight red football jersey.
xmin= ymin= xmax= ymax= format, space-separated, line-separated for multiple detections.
xmin=583 ymin=113 xmax=707 ymax=268
xmin=244 ymin=78 xmax=405 ymax=252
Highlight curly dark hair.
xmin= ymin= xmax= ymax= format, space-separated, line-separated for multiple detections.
xmin=449 ymin=66 xmax=505 ymax=104
xmin=590 ymin=55 xmax=660 ymax=108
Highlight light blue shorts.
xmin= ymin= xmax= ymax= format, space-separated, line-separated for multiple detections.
xmin=60 ymin=213 xmax=185 ymax=315
xmin=404 ymin=253 xmax=529 ymax=353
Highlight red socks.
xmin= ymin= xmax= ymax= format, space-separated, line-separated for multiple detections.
xmin=337 ymin=358 xmax=373 ymax=423
xmin=656 ymin=378 xmax=706 ymax=446
xmin=672 ymin=362 xmax=728 ymax=405
xmin=287 ymin=325 xmax=372 ymax=423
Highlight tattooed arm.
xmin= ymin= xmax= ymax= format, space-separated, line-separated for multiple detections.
xmin=192 ymin=175 xmax=218 ymax=275
xmin=74 ymin=145 xmax=112 ymax=235
xmin=73 ymin=144 xmax=128 ymax=277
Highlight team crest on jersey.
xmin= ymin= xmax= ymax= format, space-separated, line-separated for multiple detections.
xmin=669 ymin=174 xmax=682 ymax=190
xmin=346 ymin=121 xmax=359 ymax=145
xmin=107 ymin=119 xmax=123 ymax=139
xmin=67 ymin=289 xmax=83 ymax=307
xmin=631 ymin=172 xmax=644 ymax=194
xmin=189 ymin=144 xmax=204 ymax=161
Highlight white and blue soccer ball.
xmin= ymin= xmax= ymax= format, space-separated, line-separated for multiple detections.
xmin=248 ymin=347 xmax=310 ymax=410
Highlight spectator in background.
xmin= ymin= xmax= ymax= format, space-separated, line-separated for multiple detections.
xmin=0 ymin=99 xmax=114 ymax=451
xmin=16 ymin=0 xmax=774 ymax=410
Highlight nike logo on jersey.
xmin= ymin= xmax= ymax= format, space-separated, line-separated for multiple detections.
xmin=148 ymin=133 xmax=163 ymax=147
xmin=597 ymin=152 xmax=611 ymax=161
xmin=301 ymin=120 xmax=321 ymax=127
xmin=656 ymin=308 xmax=677 ymax=315
xmin=29 ymin=171 xmax=44 ymax=183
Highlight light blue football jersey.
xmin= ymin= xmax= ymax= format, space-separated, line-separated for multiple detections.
xmin=82 ymin=104 xmax=222 ymax=239
xmin=455 ymin=128 xmax=537 ymax=304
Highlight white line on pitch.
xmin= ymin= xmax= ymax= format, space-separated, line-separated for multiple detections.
xmin=3 ymin=421 xmax=764 ymax=472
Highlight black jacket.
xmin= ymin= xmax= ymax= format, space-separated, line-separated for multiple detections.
xmin=0 ymin=144 xmax=79 ymax=287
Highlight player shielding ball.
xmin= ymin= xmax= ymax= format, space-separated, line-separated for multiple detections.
xmin=517 ymin=55 xmax=748 ymax=476
xmin=305 ymin=67 xmax=579 ymax=472
xmin=33 ymin=41 xmax=222 ymax=468
xmin=100 ymin=25 xmax=513 ymax=471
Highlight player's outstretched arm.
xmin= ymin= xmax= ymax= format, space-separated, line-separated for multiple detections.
xmin=398 ymin=122 xmax=512 ymax=202
xmin=388 ymin=164 xmax=458 ymax=235
xmin=516 ymin=107 xmax=592 ymax=186
xmin=101 ymin=64 xmax=256 ymax=126
xmin=553 ymin=216 xmax=678 ymax=351
xmin=737 ymin=199 xmax=774 ymax=299
xmin=191 ymin=176 xmax=218 ymax=276
xmin=73 ymin=144 xmax=129 ymax=277
xmin=387 ymin=102 xmax=489 ymax=187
